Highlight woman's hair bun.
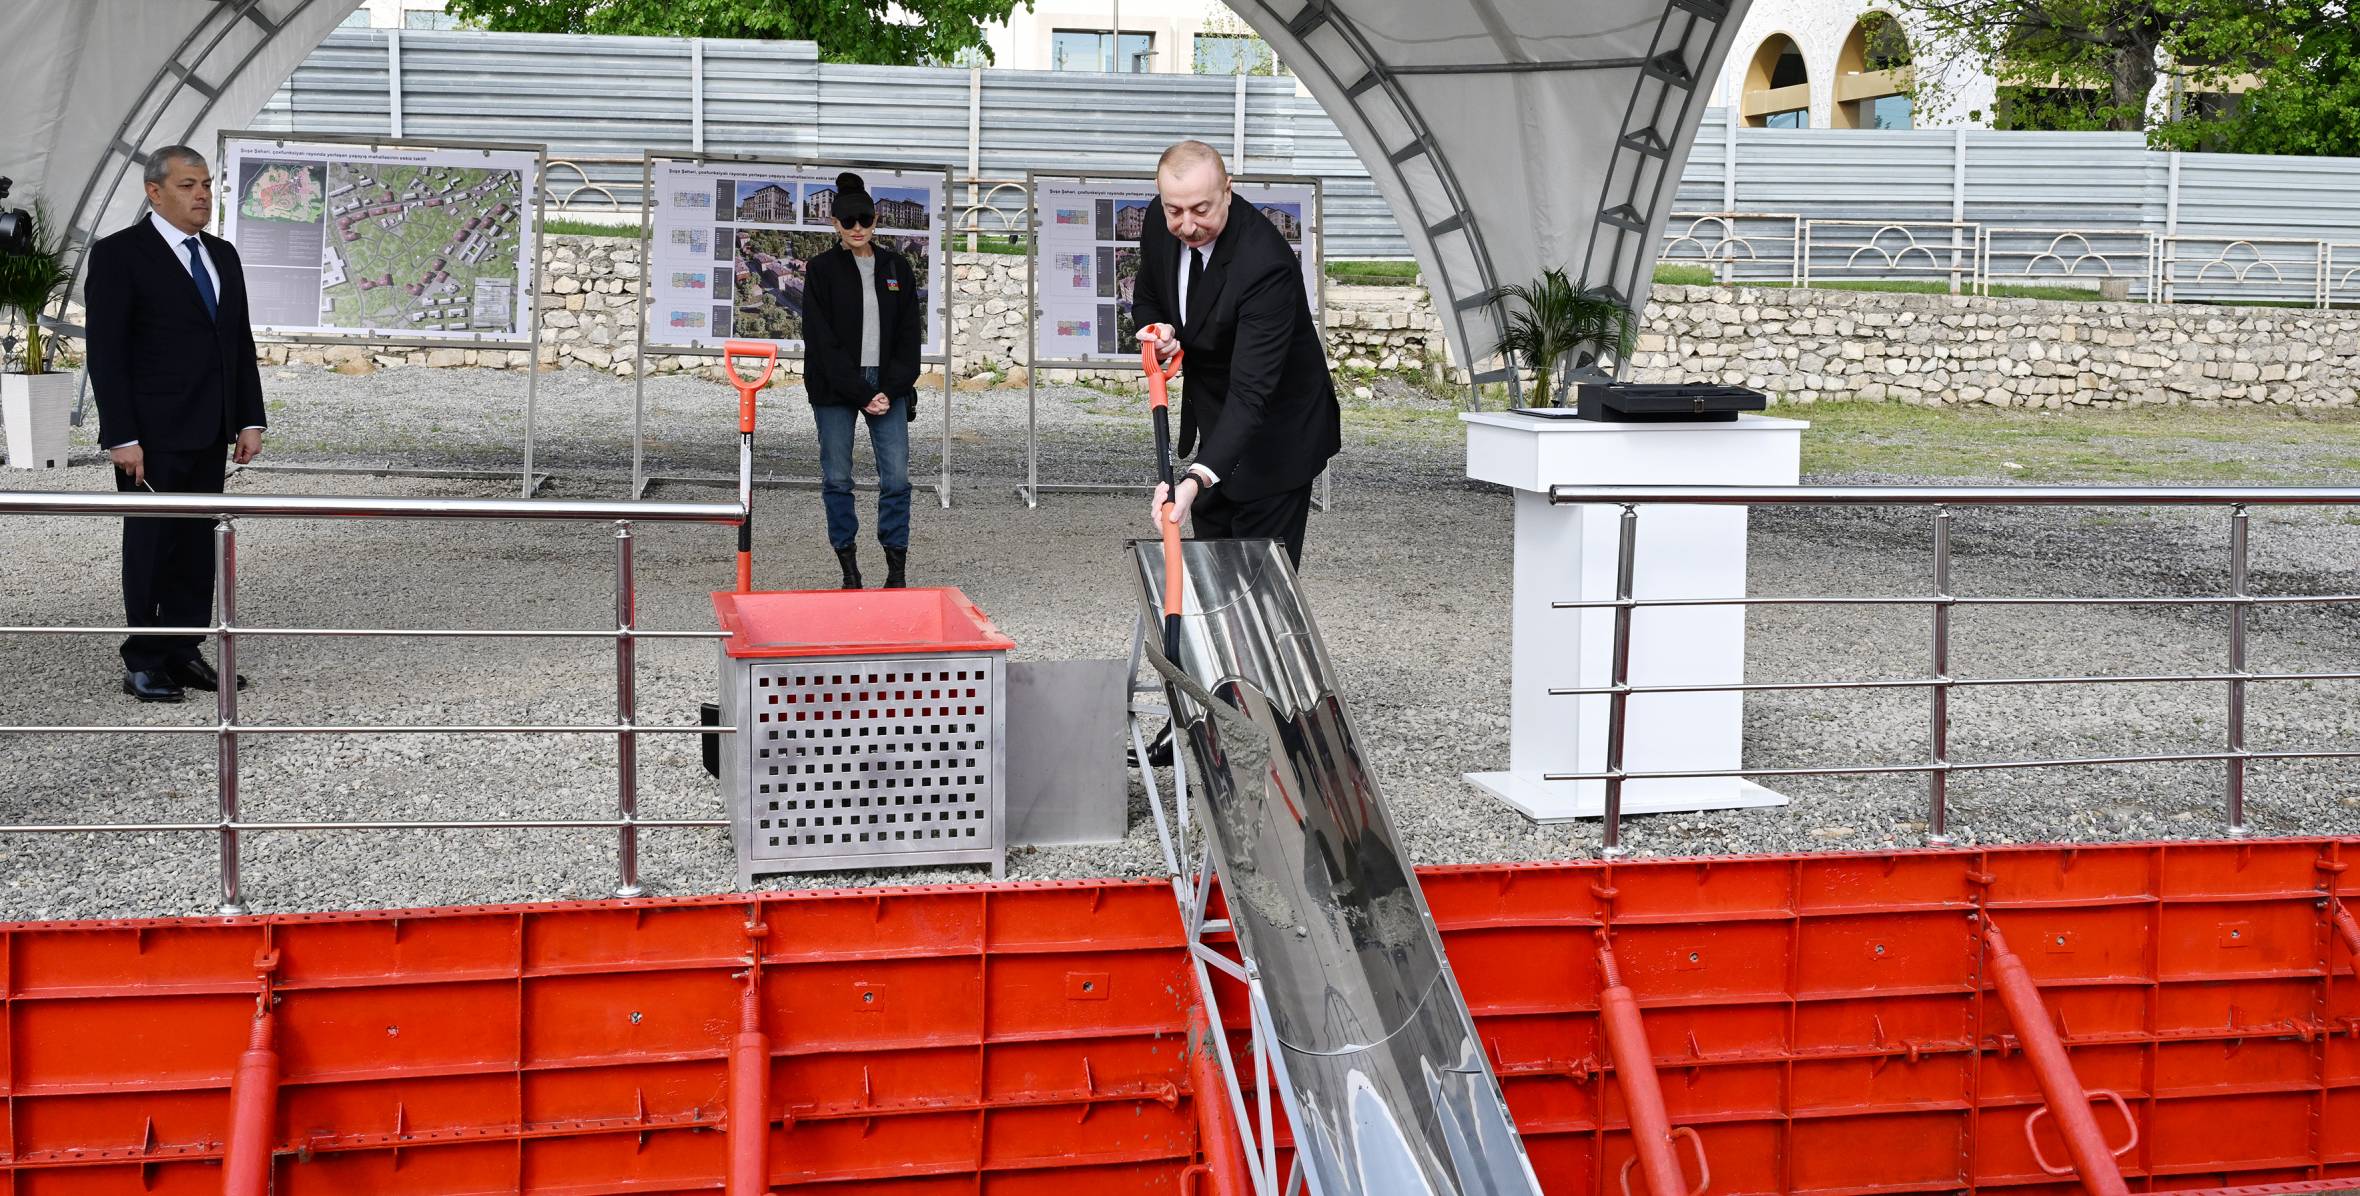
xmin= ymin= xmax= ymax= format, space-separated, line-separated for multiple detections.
xmin=836 ymin=171 xmax=867 ymax=196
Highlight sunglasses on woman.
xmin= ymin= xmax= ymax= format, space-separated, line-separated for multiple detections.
xmin=840 ymin=213 xmax=875 ymax=229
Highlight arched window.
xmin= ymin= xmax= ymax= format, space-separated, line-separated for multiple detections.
xmin=1835 ymin=12 xmax=1913 ymax=129
xmin=1742 ymin=34 xmax=1811 ymax=128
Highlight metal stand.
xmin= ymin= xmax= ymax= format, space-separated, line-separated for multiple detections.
xmin=213 ymin=132 xmax=553 ymax=499
xmin=1017 ymin=172 xmax=1331 ymax=514
xmin=1125 ymin=611 xmax=1307 ymax=1196
xmin=625 ymin=152 xmax=956 ymax=509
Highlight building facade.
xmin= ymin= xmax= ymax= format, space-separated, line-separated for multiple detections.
xmin=984 ymin=0 xmax=1289 ymax=78
xmin=1709 ymin=0 xmax=1994 ymax=130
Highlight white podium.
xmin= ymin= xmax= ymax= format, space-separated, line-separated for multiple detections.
xmin=1460 ymin=410 xmax=1807 ymax=822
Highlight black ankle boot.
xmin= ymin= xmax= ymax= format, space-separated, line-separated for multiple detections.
xmin=884 ymin=547 xmax=907 ymax=589
xmin=835 ymin=547 xmax=862 ymax=589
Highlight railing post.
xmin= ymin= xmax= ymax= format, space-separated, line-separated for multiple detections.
xmin=1601 ymin=504 xmax=1638 ymax=858
xmin=1928 ymin=506 xmax=1954 ymax=845
xmin=2227 ymin=504 xmax=2249 ymax=836
xmin=216 ymin=516 xmax=246 ymax=915
xmin=614 ymin=520 xmax=644 ymax=897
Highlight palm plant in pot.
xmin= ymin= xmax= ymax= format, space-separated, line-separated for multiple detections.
xmin=0 ymin=203 xmax=73 ymax=469
xmin=1492 ymin=267 xmax=1636 ymax=408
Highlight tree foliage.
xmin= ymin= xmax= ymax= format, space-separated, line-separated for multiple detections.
xmin=1891 ymin=0 xmax=2360 ymax=155
xmin=444 ymin=0 xmax=1036 ymax=66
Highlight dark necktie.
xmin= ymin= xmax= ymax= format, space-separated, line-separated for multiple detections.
xmin=1183 ymin=246 xmax=1205 ymax=331
xmin=183 ymin=236 xmax=218 ymax=320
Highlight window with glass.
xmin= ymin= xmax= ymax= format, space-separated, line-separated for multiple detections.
xmin=1194 ymin=33 xmax=1286 ymax=76
xmin=1051 ymin=29 xmax=1155 ymax=73
xmin=1858 ymin=94 xmax=1911 ymax=129
xmin=1764 ymin=109 xmax=1809 ymax=129
xmin=339 ymin=10 xmax=370 ymax=28
xmin=403 ymin=10 xmax=459 ymax=30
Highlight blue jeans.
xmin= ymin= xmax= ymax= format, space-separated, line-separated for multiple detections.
xmin=816 ymin=367 xmax=910 ymax=551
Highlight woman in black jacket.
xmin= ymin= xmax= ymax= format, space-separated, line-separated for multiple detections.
xmin=801 ymin=172 xmax=923 ymax=588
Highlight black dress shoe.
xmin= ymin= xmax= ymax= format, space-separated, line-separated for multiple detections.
xmin=167 ymin=658 xmax=248 ymax=692
xmin=1126 ymin=722 xmax=1176 ymax=769
xmin=123 ymin=669 xmax=186 ymax=703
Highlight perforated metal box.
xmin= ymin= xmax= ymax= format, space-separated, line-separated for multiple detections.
xmin=713 ymin=588 xmax=1012 ymax=883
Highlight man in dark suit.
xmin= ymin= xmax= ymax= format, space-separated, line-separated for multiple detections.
xmin=1130 ymin=141 xmax=1340 ymax=768
xmin=1136 ymin=140 xmax=1339 ymax=568
xmin=84 ymin=145 xmax=265 ymax=702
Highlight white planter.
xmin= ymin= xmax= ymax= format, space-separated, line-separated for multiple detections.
xmin=1 ymin=371 xmax=76 ymax=470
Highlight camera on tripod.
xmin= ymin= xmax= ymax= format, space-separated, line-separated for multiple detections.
xmin=0 ymin=177 xmax=33 ymax=256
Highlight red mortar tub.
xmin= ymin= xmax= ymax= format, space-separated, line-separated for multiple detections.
xmin=7 ymin=839 xmax=2360 ymax=1194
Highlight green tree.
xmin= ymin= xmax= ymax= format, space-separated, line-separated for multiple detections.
xmin=444 ymin=0 xmax=1035 ymax=66
xmin=1893 ymin=0 xmax=2358 ymax=154
xmin=2169 ymin=0 xmax=2360 ymax=156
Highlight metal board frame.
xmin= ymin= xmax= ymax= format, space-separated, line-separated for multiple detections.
xmin=627 ymin=151 xmax=957 ymax=509
xmin=210 ymin=129 xmax=554 ymax=497
xmin=1017 ymin=170 xmax=1331 ymax=513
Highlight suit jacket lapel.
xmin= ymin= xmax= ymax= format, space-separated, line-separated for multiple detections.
xmin=1183 ymin=200 xmax=1246 ymax=335
xmin=139 ymin=221 xmax=216 ymax=322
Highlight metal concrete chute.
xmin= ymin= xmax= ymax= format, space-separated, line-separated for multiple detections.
xmin=1132 ymin=538 xmax=1542 ymax=1196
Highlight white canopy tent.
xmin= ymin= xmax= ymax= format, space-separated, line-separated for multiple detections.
xmin=0 ymin=0 xmax=1750 ymax=390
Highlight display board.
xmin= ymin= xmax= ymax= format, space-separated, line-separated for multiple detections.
xmin=1029 ymin=176 xmax=1319 ymax=363
xmin=642 ymin=159 xmax=947 ymax=357
xmin=220 ymin=136 xmax=539 ymax=342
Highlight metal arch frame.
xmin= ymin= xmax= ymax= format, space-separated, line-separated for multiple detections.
xmin=1226 ymin=1 xmax=1750 ymax=402
xmin=57 ymin=0 xmax=343 ymax=299
xmin=1577 ymin=0 xmax=1747 ymax=327
xmin=1226 ymin=1 xmax=1521 ymax=406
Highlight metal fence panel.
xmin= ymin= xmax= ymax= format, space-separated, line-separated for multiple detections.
xmin=260 ymin=27 xmax=2360 ymax=288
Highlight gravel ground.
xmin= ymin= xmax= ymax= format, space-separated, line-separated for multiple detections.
xmin=3 ymin=364 xmax=2358 ymax=919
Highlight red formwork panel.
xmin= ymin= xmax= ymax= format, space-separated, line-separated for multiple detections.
xmin=7 ymin=842 xmax=2360 ymax=1195
xmin=1410 ymin=839 xmax=2360 ymax=1196
xmin=0 ymin=880 xmax=1201 ymax=1195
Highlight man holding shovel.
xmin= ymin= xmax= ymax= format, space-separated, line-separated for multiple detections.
xmin=1136 ymin=139 xmax=1338 ymax=569
xmin=1133 ymin=140 xmax=1339 ymax=765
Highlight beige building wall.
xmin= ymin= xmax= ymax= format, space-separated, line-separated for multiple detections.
xmin=987 ymin=0 xmax=1249 ymax=75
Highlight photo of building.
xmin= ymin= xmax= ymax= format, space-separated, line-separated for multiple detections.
xmin=734 ymin=181 xmax=796 ymax=224
xmin=1113 ymin=199 xmax=1150 ymax=241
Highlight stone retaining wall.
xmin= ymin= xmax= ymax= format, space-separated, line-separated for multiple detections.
xmin=1627 ymin=285 xmax=2360 ymax=408
xmin=226 ymin=236 xmax=2360 ymax=407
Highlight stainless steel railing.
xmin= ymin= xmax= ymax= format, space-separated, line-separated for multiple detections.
xmin=0 ymin=491 xmax=746 ymax=912
xmin=1544 ymin=484 xmax=2360 ymax=854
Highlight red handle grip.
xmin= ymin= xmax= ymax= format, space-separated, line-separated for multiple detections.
xmin=724 ymin=340 xmax=777 ymax=434
xmin=1141 ymin=339 xmax=1183 ymax=410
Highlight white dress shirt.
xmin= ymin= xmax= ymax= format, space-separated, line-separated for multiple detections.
xmin=151 ymin=210 xmax=220 ymax=292
xmin=112 ymin=212 xmax=261 ymax=449
xmin=1173 ymin=241 xmax=1217 ymax=488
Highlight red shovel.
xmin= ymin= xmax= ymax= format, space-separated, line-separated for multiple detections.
xmin=1142 ymin=340 xmax=1186 ymax=662
xmin=723 ymin=340 xmax=776 ymax=594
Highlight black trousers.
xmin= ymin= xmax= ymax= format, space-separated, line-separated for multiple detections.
xmin=1192 ymin=479 xmax=1315 ymax=568
xmin=117 ymin=444 xmax=226 ymax=672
